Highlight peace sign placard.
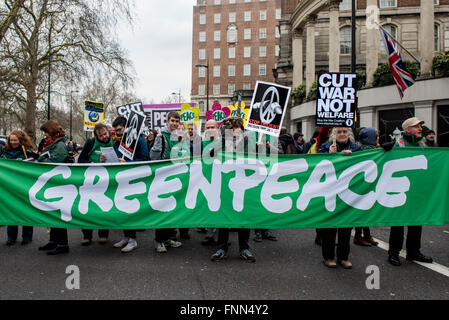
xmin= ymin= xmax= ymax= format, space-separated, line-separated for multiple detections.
xmin=246 ymin=81 xmax=291 ymax=137
xmin=118 ymin=110 xmax=146 ymax=160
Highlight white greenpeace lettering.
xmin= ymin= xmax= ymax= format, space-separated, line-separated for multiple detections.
xmin=78 ymin=167 xmax=113 ymax=214
xmin=29 ymin=166 xmax=77 ymax=222
xmin=115 ymin=166 xmax=151 ymax=214
xmin=148 ymin=163 xmax=188 ymax=212
xmin=376 ymin=156 xmax=427 ymax=207
xmin=261 ymin=159 xmax=308 ymax=213
xmin=222 ymin=159 xmax=267 ymax=212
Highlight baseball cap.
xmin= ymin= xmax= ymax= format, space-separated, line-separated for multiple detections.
xmin=401 ymin=117 xmax=424 ymax=130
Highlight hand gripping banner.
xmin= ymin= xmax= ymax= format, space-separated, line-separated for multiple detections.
xmin=0 ymin=148 xmax=448 ymax=229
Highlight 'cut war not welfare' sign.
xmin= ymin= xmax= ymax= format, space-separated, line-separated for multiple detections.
xmin=316 ymin=73 xmax=357 ymax=127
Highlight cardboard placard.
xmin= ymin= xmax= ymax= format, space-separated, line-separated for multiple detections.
xmin=118 ymin=110 xmax=146 ymax=160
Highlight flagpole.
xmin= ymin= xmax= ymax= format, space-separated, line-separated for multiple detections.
xmin=377 ymin=22 xmax=421 ymax=67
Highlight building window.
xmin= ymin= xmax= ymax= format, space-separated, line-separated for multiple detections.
xmin=244 ymin=28 xmax=251 ymax=40
xmin=229 ymin=47 xmax=235 ymax=59
xmin=213 ymin=84 xmax=220 ymax=95
xmin=244 ymin=46 xmax=251 ymax=58
xmin=275 ymin=45 xmax=280 ymax=57
xmin=199 ymin=84 xmax=205 ymax=95
xmin=243 ymin=83 xmax=251 ymax=90
xmin=340 ymin=27 xmax=351 ymax=54
xmin=214 ymin=48 xmax=220 ymax=59
xmin=229 ymin=0 xmax=236 ymax=3
xmin=380 ymin=24 xmax=397 ymax=53
xmin=199 ymin=14 xmax=206 ymax=25
xmin=214 ymin=30 xmax=221 ymax=41
xmin=276 ymin=8 xmax=281 ymax=20
xmin=198 ymin=67 xmax=205 ymax=78
xmin=434 ymin=0 xmax=439 ymax=4
xmin=275 ymin=26 xmax=280 ymax=38
xmin=214 ymin=13 xmax=221 ymax=24
xmin=259 ymin=46 xmax=266 ymax=57
xmin=228 ymin=64 xmax=235 ymax=77
xmin=259 ymin=28 xmax=267 ymax=39
xmin=380 ymin=0 xmax=396 ymax=8
xmin=244 ymin=0 xmax=251 ymax=2
xmin=435 ymin=24 xmax=440 ymax=52
xmin=244 ymin=11 xmax=251 ymax=22
xmin=199 ymin=31 xmax=206 ymax=42
xmin=243 ymin=64 xmax=251 ymax=76
xmin=339 ymin=0 xmax=356 ymax=11
xmin=228 ymin=83 xmax=235 ymax=95
xmin=199 ymin=101 xmax=205 ymax=113
xmin=227 ymin=25 xmax=237 ymax=43
xmin=260 ymin=10 xmax=267 ymax=21
xmin=259 ymin=64 xmax=266 ymax=76
xmin=229 ymin=12 xmax=236 ymax=23
xmin=199 ymin=49 xmax=206 ymax=60
xmin=213 ymin=65 xmax=220 ymax=77
xmin=214 ymin=0 xmax=221 ymax=5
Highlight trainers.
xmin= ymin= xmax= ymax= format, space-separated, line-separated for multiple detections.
xmin=324 ymin=259 xmax=337 ymax=268
xmin=262 ymin=230 xmax=277 ymax=241
xmin=240 ymin=249 xmax=256 ymax=262
xmin=121 ymin=238 xmax=137 ymax=253
xmin=338 ymin=260 xmax=353 ymax=269
xmin=211 ymin=249 xmax=227 ymax=261
xmin=97 ymin=237 xmax=108 ymax=244
xmin=155 ymin=242 xmax=167 ymax=253
xmin=353 ymin=237 xmax=371 ymax=246
xmin=81 ymin=239 xmax=92 ymax=246
xmin=253 ymin=232 xmax=262 ymax=242
xmin=113 ymin=238 xmax=129 ymax=248
xmin=164 ymin=239 xmax=182 ymax=248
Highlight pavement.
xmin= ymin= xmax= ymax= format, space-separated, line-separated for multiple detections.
xmin=0 ymin=224 xmax=448 ymax=300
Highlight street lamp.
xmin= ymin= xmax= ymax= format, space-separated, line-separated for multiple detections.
xmin=195 ymin=62 xmax=209 ymax=112
xmin=69 ymin=89 xmax=79 ymax=141
xmin=171 ymin=89 xmax=181 ymax=103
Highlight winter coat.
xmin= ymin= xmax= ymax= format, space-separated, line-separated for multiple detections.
xmin=319 ymin=140 xmax=362 ymax=154
xmin=38 ymin=136 xmax=69 ymax=163
xmin=359 ymin=128 xmax=377 ymax=147
xmin=395 ymin=133 xmax=426 ymax=148
xmin=113 ymin=136 xmax=149 ymax=162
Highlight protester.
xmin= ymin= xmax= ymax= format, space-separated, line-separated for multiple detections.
xmin=106 ymin=116 xmax=149 ymax=253
xmin=0 ymin=130 xmax=37 ymax=245
xmin=424 ymin=129 xmax=437 ymax=147
xmin=353 ymin=128 xmax=379 ymax=247
xmin=37 ymin=120 xmax=70 ymax=255
xmin=303 ymin=128 xmax=319 ymax=154
xmin=211 ymin=117 xmax=256 ymax=263
xmin=318 ymin=127 xmax=362 ymax=269
xmin=387 ymin=117 xmax=433 ymax=266
xmin=150 ymin=111 xmax=184 ymax=253
xmin=78 ymin=123 xmax=113 ymax=246
xmin=293 ymin=132 xmax=304 ymax=153
xmin=146 ymin=129 xmax=159 ymax=160
xmin=278 ymin=127 xmax=298 ymax=154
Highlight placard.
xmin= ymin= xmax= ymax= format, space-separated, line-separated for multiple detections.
xmin=118 ymin=110 xmax=146 ymax=160
xmin=84 ymin=100 xmax=104 ymax=132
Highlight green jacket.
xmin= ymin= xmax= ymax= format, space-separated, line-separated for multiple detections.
xmin=395 ymin=134 xmax=426 ymax=148
xmin=0 ymin=147 xmax=32 ymax=160
xmin=38 ymin=136 xmax=69 ymax=163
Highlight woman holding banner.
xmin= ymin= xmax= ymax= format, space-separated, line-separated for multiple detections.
xmin=0 ymin=130 xmax=38 ymax=245
xmin=37 ymin=120 xmax=71 ymax=255
xmin=318 ymin=127 xmax=362 ymax=269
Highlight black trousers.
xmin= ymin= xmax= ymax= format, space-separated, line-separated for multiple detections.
xmin=49 ymin=228 xmax=68 ymax=246
xmin=217 ymin=228 xmax=250 ymax=252
xmin=354 ymin=227 xmax=371 ymax=238
xmin=123 ymin=229 xmax=137 ymax=239
xmin=155 ymin=228 xmax=176 ymax=243
xmin=388 ymin=225 xmax=422 ymax=255
xmin=7 ymin=226 xmax=33 ymax=241
xmin=82 ymin=229 xmax=109 ymax=240
xmin=320 ymin=228 xmax=352 ymax=261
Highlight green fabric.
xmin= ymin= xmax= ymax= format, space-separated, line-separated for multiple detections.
xmin=0 ymin=148 xmax=27 ymax=160
xmin=38 ymin=136 xmax=68 ymax=163
xmin=0 ymin=148 xmax=448 ymax=229
xmin=88 ymin=137 xmax=113 ymax=163
xmin=395 ymin=136 xmax=426 ymax=147
xmin=161 ymin=130 xmax=189 ymax=159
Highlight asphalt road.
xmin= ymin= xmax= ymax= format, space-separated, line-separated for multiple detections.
xmin=0 ymin=224 xmax=448 ymax=301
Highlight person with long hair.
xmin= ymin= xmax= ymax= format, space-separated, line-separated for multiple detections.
xmin=0 ymin=130 xmax=38 ymax=245
xmin=37 ymin=120 xmax=70 ymax=255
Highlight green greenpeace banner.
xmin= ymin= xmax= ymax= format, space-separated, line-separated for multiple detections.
xmin=0 ymin=148 xmax=448 ymax=229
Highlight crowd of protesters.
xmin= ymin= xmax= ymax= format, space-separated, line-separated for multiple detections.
xmin=0 ymin=115 xmax=440 ymax=268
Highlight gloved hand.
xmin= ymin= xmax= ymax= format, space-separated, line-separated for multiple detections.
xmin=381 ymin=141 xmax=395 ymax=151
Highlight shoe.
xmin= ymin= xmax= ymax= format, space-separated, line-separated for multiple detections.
xmin=388 ymin=254 xmax=401 ymax=266
xmin=21 ymin=239 xmax=32 ymax=245
xmin=6 ymin=239 xmax=16 ymax=246
xmin=324 ymin=259 xmax=337 ymax=268
xmin=81 ymin=239 xmax=92 ymax=246
xmin=364 ymin=236 xmax=378 ymax=246
xmin=262 ymin=231 xmax=277 ymax=241
xmin=97 ymin=237 xmax=108 ymax=244
xmin=155 ymin=242 xmax=167 ymax=253
xmin=353 ymin=237 xmax=371 ymax=246
xmin=121 ymin=238 xmax=137 ymax=253
xmin=201 ymin=237 xmax=216 ymax=246
xmin=406 ymin=251 xmax=433 ymax=263
xmin=240 ymin=249 xmax=256 ymax=262
xmin=38 ymin=242 xmax=57 ymax=251
xmin=211 ymin=249 xmax=227 ymax=261
xmin=253 ymin=232 xmax=262 ymax=242
xmin=113 ymin=238 xmax=129 ymax=248
xmin=164 ymin=239 xmax=182 ymax=248
xmin=338 ymin=260 xmax=353 ymax=269
xmin=47 ymin=245 xmax=69 ymax=255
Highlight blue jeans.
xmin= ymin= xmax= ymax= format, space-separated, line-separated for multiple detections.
xmin=7 ymin=226 xmax=33 ymax=242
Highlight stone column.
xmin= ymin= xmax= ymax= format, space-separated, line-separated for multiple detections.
xmin=366 ymin=0 xmax=379 ymax=87
xmin=420 ymin=0 xmax=434 ymax=78
xmin=292 ymin=29 xmax=304 ymax=89
xmin=328 ymin=1 xmax=340 ymax=73
xmin=359 ymin=106 xmax=376 ymax=129
xmin=414 ymin=101 xmax=434 ymax=130
xmin=305 ymin=15 xmax=317 ymax=93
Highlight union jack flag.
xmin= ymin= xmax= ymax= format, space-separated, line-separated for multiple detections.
xmin=380 ymin=28 xmax=415 ymax=99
